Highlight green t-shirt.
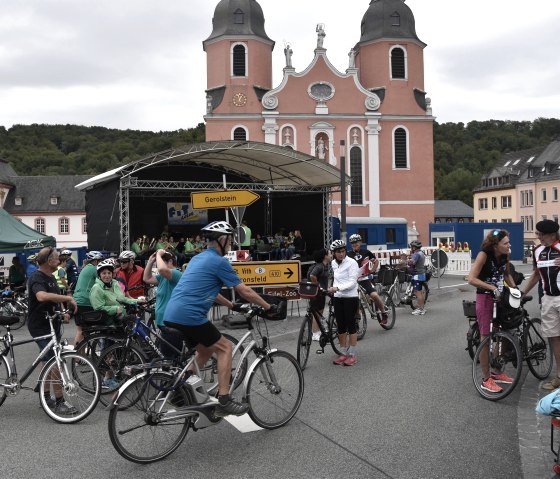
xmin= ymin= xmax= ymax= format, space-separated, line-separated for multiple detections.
xmin=72 ymin=263 xmax=98 ymax=307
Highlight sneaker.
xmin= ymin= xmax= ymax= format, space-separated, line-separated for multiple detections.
xmin=481 ymin=377 xmax=503 ymax=393
xmin=62 ymin=344 xmax=75 ymax=351
xmin=312 ymin=332 xmax=321 ymax=342
xmin=44 ymin=396 xmax=57 ymax=408
xmin=343 ymin=355 xmax=358 ymax=366
xmin=102 ymin=378 xmax=120 ymax=389
xmin=491 ymin=372 xmax=513 ymax=384
xmin=215 ymin=397 xmax=249 ymax=417
xmin=412 ymin=308 xmax=426 ymax=316
xmin=333 ymin=354 xmax=348 ymax=365
xmin=543 ymin=377 xmax=560 ymax=391
xmin=54 ymin=401 xmax=78 ymax=415
xmin=380 ymin=313 xmax=388 ymax=325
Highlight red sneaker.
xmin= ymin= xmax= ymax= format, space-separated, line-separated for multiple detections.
xmin=481 ymin=377 xmax=503 ymax=393
xmin=343 ymin=355 xmax=358 ymax=366
xmin=333 ymin=355 xmax=347 ymax=365
xmin=491 ymin=372 xmax=513 ymax=384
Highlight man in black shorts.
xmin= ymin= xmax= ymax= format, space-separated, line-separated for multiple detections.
xmin=346 ymin=234 xmax=388 ymax=324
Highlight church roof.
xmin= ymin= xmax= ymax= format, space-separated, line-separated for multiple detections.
xmin=204 ymin=0 xmax=273 ymax=46
xmin=358 ymin=0 xmax=425 ymax=46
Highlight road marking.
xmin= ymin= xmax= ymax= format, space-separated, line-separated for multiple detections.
xmin=225 ymin=413 xmax=262 ymax=433
xmin=436 ymin=283 xmax=467 ymax=290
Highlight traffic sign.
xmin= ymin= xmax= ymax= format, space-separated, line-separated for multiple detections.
xmin=232 ymin=261 xmax=300 ymax=286
xmin=263 ymin=287 xmax=301 ymax=300
xmin=191 ymin=190 xmax=260 ymax=209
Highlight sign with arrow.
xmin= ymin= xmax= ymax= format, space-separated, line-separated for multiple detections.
xmin=191 ymin=190 xmax=260 ymax=209
xmin=231 ymin=261 xmax=300 ymax=286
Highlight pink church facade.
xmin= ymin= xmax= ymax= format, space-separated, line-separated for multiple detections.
xmin=203 ymin=0 xmax=434 ymax=242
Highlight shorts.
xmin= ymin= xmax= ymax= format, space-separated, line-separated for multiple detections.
xmin=411 ymin=273 xmax=426 ymax=291
xmin=540 ymin=295 xmax=560 ymax=338
xmin=333 ymin=296 xmax=359 ymax=335
xmin=475 ymin=293 xmax=493 ymax=336
xmin=163 ymin=320 xmax=222 ymax=348
xmin=35 ymin=333 xmax=61 ymax=363
xmin=309 ymin=295 xmax=326 ymax=312
xmin=358 ymin=279 xmax=375 ymax=295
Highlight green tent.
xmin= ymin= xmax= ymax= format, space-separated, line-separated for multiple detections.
xmin=0 ymin=208 xmax=56 ymax=252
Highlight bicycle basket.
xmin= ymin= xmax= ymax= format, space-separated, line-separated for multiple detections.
xmin=378 ymin=268 xmax=398 ymax=286
xmin=462 ymin=300 xmax=476 ymax=318
xmin=79 ymin=310 xmax=108 ymax=325
xmin=298 ymin=282 xmax=319 ymax=299
xmin=258 ymin=294 xmax=288 ymax=321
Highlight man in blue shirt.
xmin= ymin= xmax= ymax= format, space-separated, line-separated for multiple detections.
xmin=164 ymin=221 xmax=273 ymax=417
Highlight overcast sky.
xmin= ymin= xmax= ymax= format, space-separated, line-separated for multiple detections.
xmin=0 ymin=0 xmax=559 ymax=132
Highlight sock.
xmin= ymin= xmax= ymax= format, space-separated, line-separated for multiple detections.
xmin=347 ymin=346 xmax=356 ymax=356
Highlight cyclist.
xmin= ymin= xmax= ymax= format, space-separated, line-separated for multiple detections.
xmin=467 ymin=229 xmax=516 ymax=394
xmin=115 ymin=250 xmax=145 ymax=299
xmin=59 ymin=249 xmax=78 ymax=292
xmin=307 ymin=248 xmax=331 ymax=341
xmin=408 ymin=240 xmax=427 ymax=315
xmin=164 ymin=221 xmax=275 ymax=417
xmin=328 ymin=239 xmax=360 ymax=366
xmin=28 ymin=246 xmax=78 ymax=413
xmin=346 ymin=234 xmax=388 ymax=325
xmin=72 ymin=250 xmax=104 ymax=346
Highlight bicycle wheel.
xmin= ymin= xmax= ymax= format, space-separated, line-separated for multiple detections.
xmin=326 ymin=312 xmax=342 ymax=356
xmin=0 ymin=300 xmax=27 ymax=330
xmin=0 ymin=355 xmax=10 ymax=407
xmin=379 ymin=293 xmax=396 ymax=330
xmin=356 ymin=305 xmax=368 ymax=340
xmin=38 ymin=352 xmax=101 ymax=423
xmin=296 ymin=316 xmax=312 ymax=370
xmin=96 ymin=343 xmax=148 ymax=406
xmin=246 ymin=350 xmax=304 ymax=429
xmin=410 ymin=283 xmax=430 ymax=310
xmin=75 ymin=333 xmax=123 ymax=365
xmin=472 ymin=331 xmax=522 ymax=401
xmin=108 ymin=372 xmax=191 ymax=464
xmin=467 ymin=322 xmax=480 ymax=360
xmin=200 ymin=333 xmax=246 ymax=393
xmin=524 ymin=318 xmax=553 ymax=380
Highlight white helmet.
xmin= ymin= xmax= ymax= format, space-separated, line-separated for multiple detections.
xmin=85 ymin=251 xmax=104 ymax=261
xmin=97 ymin=259 xmax=115 ymax=274
xmin=349 ymin=234 xmax=362 ymax=243
xmin=201 ymin=221 xmax=235 ymax=240
xmin=118 ymin=250 xmax=136 ymax=260
xmin=330 ymin=239 xmax=346 ymax=251
xmin=60 ymin=249 xmax=72 ymax=256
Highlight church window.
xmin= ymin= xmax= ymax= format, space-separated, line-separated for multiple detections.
xmin=233 ymin=9 xmax=244 ymax=24
xmin=390 ymin=12 xmax=400 ymax=27
xmin=350 ymin=146 xmax=363 ymax=204
xmin=232 ymin=44 xmax=246 ymax=77
xmin=393 ymin=127 xmax=408 ymax=169
xmin=390 ymin=46 xmax=406 ymax=79
xmin=233 ymin=127 xmax=247 ymax=141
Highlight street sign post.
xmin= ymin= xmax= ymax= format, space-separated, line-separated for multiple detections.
xmin=232 ymin=261 xmax=300 ymax=286
xmin=192 ymin=190 xmax=260 ymax=209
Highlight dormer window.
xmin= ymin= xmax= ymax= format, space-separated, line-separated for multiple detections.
xmin=50 ymin=196 xmax=58 ymax=205
xmin=390 ymin=11 xmax=400 ymax=26
xmin=14 ymin=197 xmax=22 ymax=206
xmin=233 ymin=8 xmax=244 ymax=24
xmin=528 ymin=168 xmax=534 ymax=178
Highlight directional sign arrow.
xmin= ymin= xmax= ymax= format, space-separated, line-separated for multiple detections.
xmin=192 ymin=190 xmax=260 ymax=209
xmin=284 ymin=267 xmax=294 ymax=279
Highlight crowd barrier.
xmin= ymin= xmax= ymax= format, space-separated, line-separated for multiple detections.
xmin=371 ymin=248 xmax=472 ymax=276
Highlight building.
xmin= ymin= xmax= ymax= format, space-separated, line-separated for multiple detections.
xmin=0 ymin=159 xmax=91 ymax=249
xmin=434 ymin=200 xmax=474 ymax=224
xmin=473 ymin=140 xmax=560 ymax=245
xmin=203 ymin=0 xmax=435 ymax=241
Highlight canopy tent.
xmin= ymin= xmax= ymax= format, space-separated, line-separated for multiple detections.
xmin=0 ymin=208 xmax=56 ymax=252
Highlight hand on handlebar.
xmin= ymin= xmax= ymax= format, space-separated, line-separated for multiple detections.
xmin=231 ymin=302 xmax=250 ymax=313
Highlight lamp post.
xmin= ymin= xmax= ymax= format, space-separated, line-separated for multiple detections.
xmin=339 ymin=139 xmax=347 ymax=243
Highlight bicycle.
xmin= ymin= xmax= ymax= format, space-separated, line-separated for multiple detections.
xmin=358 ymin=282 xmax=396 ymax=331
xmin=464 ymin=295 xmax=552 ymax=379
xmin=426 ymin=262 xmax=446 ymax=279
xmin=0 ymin=309 xmax=101 ymax=423
xmin=0 ymin=286 xmax=28 ymax=330
xmin=400 ymin=272 xmax=430 ymax=310
xmin=107 ymin=301 xmax=303 ymax=464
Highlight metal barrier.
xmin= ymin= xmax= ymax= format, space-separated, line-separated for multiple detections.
xmin=371 ymin=248 xmax=471 ymax=276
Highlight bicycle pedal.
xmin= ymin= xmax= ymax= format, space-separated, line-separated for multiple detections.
xmin=315 ymin=349 xmax=324 ymax=354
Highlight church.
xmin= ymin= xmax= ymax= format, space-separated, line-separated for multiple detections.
xmin=202 ymin=0 xmax=435 ymax=243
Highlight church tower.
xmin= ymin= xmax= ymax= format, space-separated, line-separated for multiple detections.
xmin=203 ymin=0 xmax=275 ymax=142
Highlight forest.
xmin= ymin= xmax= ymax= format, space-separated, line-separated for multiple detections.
xmin=1 ymin=118 xmax=559 ymax=207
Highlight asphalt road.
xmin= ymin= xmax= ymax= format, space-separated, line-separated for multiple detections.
xmin=1 ymin=265 xmax=556 ymax=479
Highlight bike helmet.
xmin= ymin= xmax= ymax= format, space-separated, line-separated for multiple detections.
xmin=201 ymin=221 xmax=235 ymax=240
xmin=118 ymin=250 xmax=136 ymax=260
xmin=27 ymin=254 xmax=37 ymax=262
xmin=330 ymin=239 xmax=346 ymax=251
xmin=96 ymin=259 xmax=115 ymax=274
xmin=349 ymin=234 xmax=362 ymax=243
xmin=410 ymin=240 xmax=422 ymax=249
xmin=60 ymin=249 xmax=72 ymax=256
xmin=85 ymin=251 xmax=104 ymax=261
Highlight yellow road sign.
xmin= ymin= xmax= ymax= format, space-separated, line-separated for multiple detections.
xmin=232 ymin=261 xmax=300 ymax=286
xmin=192 ymin=190 xmax=260 ymax=209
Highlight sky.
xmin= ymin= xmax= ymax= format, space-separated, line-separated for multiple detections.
xmin=0 ymin=0 xmax=559 ymax=132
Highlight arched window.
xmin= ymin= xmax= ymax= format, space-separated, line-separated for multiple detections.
xmin=393 ymin=127 xmax=408 ymax=169
xmin=390 ymin=11 xmax=401 ymax=27
xmin=233 ymin=8 xmax=244 ymax=24
xmin=390 ymin=46 xmax=406 ymax=79
xmin=233 ymin=127 xmax=247 ymax=141
xmin=350 ymin=146 xmax=363 ymax=204
xmin=232 ymin=44 xmax=246 ymax=77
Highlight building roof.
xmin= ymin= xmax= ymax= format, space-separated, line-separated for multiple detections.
xmin=0 ymin=159 xmax=18 ymax=186
xmin=4 ymin=175 xmax=92 ymax=214
xmin=358 ymin=0 xmax=425 ymax=46
xmin=204 ymin=0 xmax=274 ymax=47
xmin=434 ymin=200 xmax=473 ymax=218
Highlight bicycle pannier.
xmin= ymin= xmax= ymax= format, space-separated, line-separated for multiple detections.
xmin=298 ymin=282 xmax=319 ymax=299
xmin=79 ymin=310 xmax=109 ymax=326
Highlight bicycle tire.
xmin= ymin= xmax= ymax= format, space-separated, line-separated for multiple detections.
xmin=296 ymin=316 xmax=312 ymax=370
xmin=379 ymin=292 xmax=396 ymax=330
xmin=0 ymin=354 xmax=10 ymax=407
xmin=410 ymin=283 xmax=429 ymax=310
xmin=0 ymin=299 xmax=27 ymax=330
xmin=472 ymin=331 xmax=522 ymax=401
xmin=108 ymin=372 xmax=191 ymax=464
xmin=38 ymin=352 xmax=101 ymax=423
xmin=326 ymin=312 xmax=342 ymax=356
xmin=75 ymin=332 xmax=124 ymax=365
xmin=96 ymin=342 xmax=148 ymax=406
xmin=246 ymin=350 xmax=304 ymax=429
xmin=467 ymin=322 xmax=480 ymax=360
xmin=524 ymin=318 xmax=553 ymax=380
xmin=356 ymin=305 xmax=367 ymax=340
